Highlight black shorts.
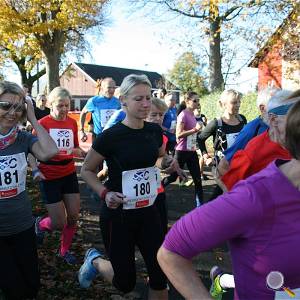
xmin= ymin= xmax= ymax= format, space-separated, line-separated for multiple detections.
xmin=39 ymin=172 xmax=79 ymax=204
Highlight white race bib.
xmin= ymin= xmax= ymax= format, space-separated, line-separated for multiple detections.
xmin=100 ymin=109 xmax=117 ymax=127
xmin=122 ymin=166 xmax=158 ymax=209
xmin=226 ymin=132 xmax=239 ymax=148
xmin=187 ymin=133 xmax=197 ymax=151
xmin=170 ymin=120 xmax=177 ymax=131
xmin=50 ymin=128 xmax=74 ymax=155
xmin=155 ymin=167 xmax=161 ymax=189
xmin=0 ymin=153 xmax=27 ymax=198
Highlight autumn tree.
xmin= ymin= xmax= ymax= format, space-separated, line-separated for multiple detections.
xmin=167 ymin=51 xmax=208 ymax=96
xmin=129 ymin=0 xmax=294 ymax=91
xmin=0 ymin=0 xmax=109 ymax=93
xmin=0 ymin=32 xmax=46 ymax=91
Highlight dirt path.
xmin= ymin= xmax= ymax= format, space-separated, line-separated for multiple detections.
xmin=34 ymin=165 xmax=234 ymax=299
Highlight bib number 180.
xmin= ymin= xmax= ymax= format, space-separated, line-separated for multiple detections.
xmin=133 ymin=182 xmax=150 ymax=197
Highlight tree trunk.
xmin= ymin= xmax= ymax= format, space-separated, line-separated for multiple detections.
xmin=44 ymin=49 xmax=60 ymax=94
xmin=208 ymin=18 xmax=224 ymax=92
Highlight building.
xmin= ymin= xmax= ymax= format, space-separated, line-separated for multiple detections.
xmin=248 ymin=9 xmax=300 ymax=91
xmin=60 ymin=62 xmax=178 ymax=110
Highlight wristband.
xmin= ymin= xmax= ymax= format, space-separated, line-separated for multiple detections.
xmin=100 ymin=187 xmax=109 ymax=201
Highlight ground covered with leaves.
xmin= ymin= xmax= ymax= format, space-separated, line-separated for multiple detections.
xmin=28 ymin=167 xmax=233 ymax=300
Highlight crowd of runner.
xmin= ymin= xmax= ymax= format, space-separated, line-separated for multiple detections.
xmin=0 ymin=75 xmax=300 ymax=300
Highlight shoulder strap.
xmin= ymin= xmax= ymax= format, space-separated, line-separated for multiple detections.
xmin=217 ymin=118 xmax=222 ymax=128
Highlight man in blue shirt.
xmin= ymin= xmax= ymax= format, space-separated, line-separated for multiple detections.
xmin=80 ymin=77 xmax=121 ymax=141
xmin=162 ymin=92 xmax=177 ymax=154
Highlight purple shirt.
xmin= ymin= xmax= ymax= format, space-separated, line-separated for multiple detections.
xmin=163 ymin=160 xmax=300 ymax=299
xmin=175 ymin=109 xmax=197 ymax=151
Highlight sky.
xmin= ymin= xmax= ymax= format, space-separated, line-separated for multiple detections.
xmin=5 ymin=0 xmax=258 ymax=93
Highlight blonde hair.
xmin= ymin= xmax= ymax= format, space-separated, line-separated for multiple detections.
xmin=119 ymin=74 xmax=152 ymax=98
xmin=151 ymin=97 xmax=168 ymax=113
xmin=48 ymin=87 xmax=72 ymax=106
xmin=0 ymin=81 xmax=26 ymax=121
xmin=219 ymin=89 xmax=242 ymax=105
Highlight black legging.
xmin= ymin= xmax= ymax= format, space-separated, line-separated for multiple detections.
xmin=0 ymin=226 xmax=40 ymax=300
xmin=162 ymin=150 xmax=203 ymax=204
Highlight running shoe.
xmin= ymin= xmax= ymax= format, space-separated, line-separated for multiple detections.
xmin=58 ymin=250 xmax=77 ymax=265
xmin=78 ymin=248 xmax=102 ymax=288
xmin=210 ymin=266 xmax=226 ymax=300
xmin=34 ymin=216 xmax=45 ymax=245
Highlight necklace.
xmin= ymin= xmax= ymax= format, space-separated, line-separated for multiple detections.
xmin=0 ymin=126 xmax=19 ymax=150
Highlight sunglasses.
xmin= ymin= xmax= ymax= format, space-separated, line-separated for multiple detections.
xmin=0 ymin=101 xmax=25 ymax=112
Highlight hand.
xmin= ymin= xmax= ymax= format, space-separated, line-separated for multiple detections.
xmin=195 ymin=122 xmax=203 ymax=132
xmin=32 ymin=169 xmax=46 ymax=182
xmin=80 ymin=131 xmax=88 ymax=142
xmin=104 ymin=191 xmax=127 ymax=209
xmin=73 ymin=148 xmax=86 ymax=158
xmin=25 ymin=97 xmax=37 ymax=125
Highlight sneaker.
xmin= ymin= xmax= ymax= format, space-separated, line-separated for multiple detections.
xmin=78 ymin=248 xmax=102 ymax=288
xmin=210 ymin=266 xmax=226 ymax=300
xmin=58 ymin=250 xmax=77 ymax=265
xmin=34 ymin=216 xmax=45 ymax=245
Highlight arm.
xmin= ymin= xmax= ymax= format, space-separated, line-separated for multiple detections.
xmin=26 ymin=99 xmax=58 ymax=161
xmin=157 ymin=247 xmax=212 ymax=300
xmin=81 ymin=149 xmax=126 ymax=209
xmin=79 ymin=106 xmax=89 ymax=142
xmin=197 ymin=119 xmax=217 ymax=155
xmin=176 ymin=121 xmax=202 ymax=139
xmin=27 ymin=153 xmax=45 ymax=181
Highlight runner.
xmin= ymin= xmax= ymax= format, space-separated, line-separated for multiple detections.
xmin=162 ymin=92 xmax=177 ymax=155
xmin=34 ymin=87 xmax=85 ymax=264
xmin=157 ymin=98 xmax=300 ymax=300
xmin=162 ymin=91 xmax=203 ymax=207
xmin=0 ymin=81 xmax=58 ymax=299
xmin=78 ymin=74 xmax=168 ymax=299
xmin=79 ymin=77 xmax=120 ymax=141
xmin=220 ymin=89 xmax=297 ymax=192
xmin=197 ymin=89 xmax=246 ymax=199
xmin=217 ymin=87 xmax=278 ymax=176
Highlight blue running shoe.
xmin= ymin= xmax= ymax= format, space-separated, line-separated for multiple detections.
xmin=58 ymin=250 xmax=77 ymax=265
xmin=78 ymin=248 xmax=102 ymax=288
xmin=34 ymin=216 xmax=45 ymax=245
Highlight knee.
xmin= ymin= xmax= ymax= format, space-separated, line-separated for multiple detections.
xmin=113 ymin=276 xmax=136 ymax=294
xmin=51 ymin=219 xmax=65 ymax=230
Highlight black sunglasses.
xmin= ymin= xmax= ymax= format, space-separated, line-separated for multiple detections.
xmin=0 ymin=101 xmax=25 ymax=112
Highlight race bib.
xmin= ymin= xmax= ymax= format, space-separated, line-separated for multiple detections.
xmin=187 ymin=133 xmax=197 ymax=151
xmin=226 ymin=132 xmax=239 ymax=148
xmin=155 ymin=167 xmax=161 ymax=189
xmin=0 ymin=153 xmax=27 ymax=198
xmin=50 ymin=128 xmax=74 ymax=155
xmin=170 ymin=120 xmax=177 ymax=131
xmin=275 ymin=288 xmax=300 ymax=299
xmin=100 ymin=109 xmax=117 ymax=127
xmin=122 ymin=166 xmax=158 ymax=209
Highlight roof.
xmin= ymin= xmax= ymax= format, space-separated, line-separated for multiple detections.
xmin=248 ymin=9 xmax=297 ymax=68
xmin=72 ymin=62 xmax=163 ymax=88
